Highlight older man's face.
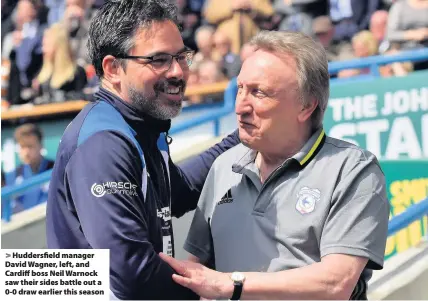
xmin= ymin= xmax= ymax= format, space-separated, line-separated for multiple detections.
xmin=235 ymin=50 xmax=303 ymax=152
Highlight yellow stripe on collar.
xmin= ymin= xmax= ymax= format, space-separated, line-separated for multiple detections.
xmin=299 ymin=129 xmax=325 ymax=166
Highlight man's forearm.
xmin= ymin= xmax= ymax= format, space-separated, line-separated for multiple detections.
xmin=224 ymin=256 xmax=366 ymax=300
xmin=240 ymin=264 xmax=347 ymax=300
xmin=130 ymin=258 xmax=199 ymax=300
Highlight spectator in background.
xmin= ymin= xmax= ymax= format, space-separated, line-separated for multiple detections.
xmin=339 ymin=30 xmax=378 ymax=78
xmin=45 ymin=0 xmax=66 ymax=25
xmin=272 ymin=0 xmax=328 ymax=35
xmin=213 ymin=30 xmax=241 ymax=79
xmin=194 ymin=60 xmax=225 ymax=104
xmin=3 ymin=0 xmax=45 ymax=105
xmin=203 ymin=0 xmax=273 ymax=54
xmin=2 ymin=57 xmax=11 ymax=104
xmin=1 ymin=0 xmax=18 ymax=44
xmin=387 ymin=0 xmax=428 ymax=50
xmin=62 ymin=0 xmax=94 ymax=66
xmin=3 ymin=123 xmax=54 ymax=213
xmin=330 ymin=0 xmax=380 ymax=43
xmin=176 ymin=0 xmax=203 ymax=51
xmin=352 ymin=30 xmax=379 ymax=58
xmin=33 ymin=23 xmax=87 ymax=104
xmin=193 ymin=25 xmax=215 ymax=67
xmin=370 ymin=10 xmax=389 ymax=53
xmin=380 ymin=0 xmax=397 ymax=10
xmin=379 ymin=46 xmax=414 ymax=77
xmin=184 ymin=63 xmax=202 ymax=104
xmin=198 ymin=60 xmax=225 ymax=85
xmin=188 ymin=64 xmax=199 ymax=87
xmin=312 ymin=16 xmax=353 ymax=61
xmin=240 ymin=42 xmax=257 ymax=62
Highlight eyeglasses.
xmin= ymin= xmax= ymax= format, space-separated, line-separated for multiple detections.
xmin=116 ymin=50 xmax=194 ymax=72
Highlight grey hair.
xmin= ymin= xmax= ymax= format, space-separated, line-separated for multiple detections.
xmin=249 ymin=31 xmax=330 ymax=130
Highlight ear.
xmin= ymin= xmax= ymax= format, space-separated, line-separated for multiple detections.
xmin=298 ymin=97 xmax=319 ymax=123
xmin=102 ymin=55 xmax=122 ymax=85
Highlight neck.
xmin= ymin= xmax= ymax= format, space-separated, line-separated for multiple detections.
xmin=30 ymin=157 xmax=42 ymax=173
xmin=101 ymin=80 xmax=129 ymax=104
xmin=256 ymin=126 xmax=313 ymax=183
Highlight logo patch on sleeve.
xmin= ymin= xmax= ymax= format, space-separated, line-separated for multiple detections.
xmin=91 ymin=182 xmax=138 ymax=198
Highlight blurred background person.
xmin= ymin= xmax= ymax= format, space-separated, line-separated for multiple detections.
xmin=380 ymin=0 xmax=397 ymax=10
xmin=62 ymin=0 xmax=97 ymax=66
xmin=198 ymin=60 xmax=225 ymax=85
xmin=184 ymin=63 xmax=202 ymax=105
xmin=45 ymin=0 xmax=66 ymax=25
xmin=240 ymin=42 xmax=257 ymax=62
xmin=370 ymin=10 xmax=389 ymax=53
xmin=386 ymin=0 xmax=428 ymax=50
xmin=379 ymin=46 xmax=414 ymax=77
xmin=272 ymin=0 xmax=328 ymax=35
xmin=193 ymin=60 xmax=225 ymax=104
xmin=339 ymin=30 xmax=379 ymax=78
xmin=32 ymin=23 xmax=87 ymax=104
xmin=212 ymin=30 xmax=242 ymax=79
xmin=330 ymin=0 xmax=380 ymax=43
xmin=312 ymin=15 xmax=353 ymax=61
xmin=2 ymin=0 xmax=19 ymax=44
xmin=352 ymin=30 xmax=379 ymax=58
xmin=193 ymin=25 xmax=215 ymax=67
xmin=203 ymin=0 xmax=274 ymax=54
xmin=2 ymin=123 xmax=54 ymax=214
xmin=2 ymin=0 xmax=46 ymax=105
xmin=176 ymin=0 xmax=203 ymax=51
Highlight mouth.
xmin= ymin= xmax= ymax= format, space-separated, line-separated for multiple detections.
xmin=239 ymin=120 xmax=256 ymax=128
xmin=156 ymin=81 xmax=185 ymax=99
xmin=161 ymin=86 xmax=181 ymax=95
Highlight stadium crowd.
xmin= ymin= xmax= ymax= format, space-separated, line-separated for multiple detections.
xmin=1 ymin=0 xmax=428 ymax=108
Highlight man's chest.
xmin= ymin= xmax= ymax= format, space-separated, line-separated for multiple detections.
xmin=209 ymin=172 xmax=335 ymax=272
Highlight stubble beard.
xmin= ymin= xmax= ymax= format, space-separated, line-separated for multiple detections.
xmin=128 ymin=86 xmax=182 ymax=120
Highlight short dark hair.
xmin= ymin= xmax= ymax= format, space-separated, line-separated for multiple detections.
xmin=14 ymin=123 xmax=43 ymax=144
xmin=87 ymin=0 xmax=179 ymax=78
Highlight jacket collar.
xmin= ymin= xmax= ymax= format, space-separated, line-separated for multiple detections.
xmin=232 ymin=128 xmax=326 ymax=174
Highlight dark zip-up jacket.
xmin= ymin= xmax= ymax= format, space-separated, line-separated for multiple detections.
xmin=46 ymin=87 xmax=239 ymax=299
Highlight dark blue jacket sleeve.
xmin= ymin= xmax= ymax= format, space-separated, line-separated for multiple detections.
xmin=170 ymin=130 xmax=240 ymax=217
xmin=66 ymin=131 xmax=197 ymax=300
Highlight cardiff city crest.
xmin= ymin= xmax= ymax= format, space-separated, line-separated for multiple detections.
xmin=296 ymin=187 xmax=321 ymax=214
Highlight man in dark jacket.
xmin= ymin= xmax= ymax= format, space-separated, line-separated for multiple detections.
xmin=45 ymin=0 xmax=239 ymax=299
xmin=329 ymin=0 xmax=380 ymax=42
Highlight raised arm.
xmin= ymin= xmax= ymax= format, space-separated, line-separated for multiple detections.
xmin=169 ymin=130 xmax=240 ymax=218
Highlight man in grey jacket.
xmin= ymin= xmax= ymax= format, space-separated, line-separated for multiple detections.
xmin=160 ymin=31 xmax=390 ymax=300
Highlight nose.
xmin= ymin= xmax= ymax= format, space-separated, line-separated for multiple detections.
xmin=235 ymin=88 xmax=252 ymax=116
xmin=165 ymin=58 xmax=185 ymax=79
xmin=20 ymin=147 xmax=30 ymax=158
